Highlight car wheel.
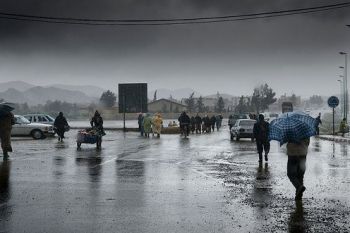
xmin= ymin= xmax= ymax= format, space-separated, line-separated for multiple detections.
xmin=31 ymin=129 xmax=44 ymax=140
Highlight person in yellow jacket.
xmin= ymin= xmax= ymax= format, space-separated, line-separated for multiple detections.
xmin=152 ymin=113 xmax=163 ymax=138
xmin=286 ymin=138 xmax=310 ymax=201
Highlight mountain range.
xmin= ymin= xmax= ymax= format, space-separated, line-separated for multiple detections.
xmin=0 ymin=81 xmax=235 ymax=105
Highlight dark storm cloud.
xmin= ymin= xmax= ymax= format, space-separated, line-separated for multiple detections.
xmin=0 ymin=0 xmax=350 ymax=96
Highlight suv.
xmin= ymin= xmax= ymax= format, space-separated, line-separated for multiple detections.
xmin=230 ymin=119 xmax=256 ymax=141
xmin=12 ymin=115 xmax=55 ymax=139
xmin=23 ymin=114 xmax=55 ymax=125
xmin=228 ymin=114 xmax=250 ymax=128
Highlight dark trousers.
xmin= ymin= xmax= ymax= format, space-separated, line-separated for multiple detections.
xmin=256 ymin=140 xmax=270 ymax=160
xmin=287 ymin=156 xmax=306 ymax=190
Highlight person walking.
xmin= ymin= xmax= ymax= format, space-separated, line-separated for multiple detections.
xmin=143 ymin=113 xmax=152 ymax=138
xmin=152 ymin=113 xmax=163 ymax=138
xmin=0 ymin=112 xmax=14 ymax=159
xmin=178 ymin=112 xmax=191 ymax=136
xmin=90 ymin=111 xmax=105 ymax=149
xmin=216 ymin=114 xmax=223 ymax=131
xmin=138 ymin=113 xmax=144 ymax=136
xmin=339 ymin=118 xmax=348 ymax=137
xmin=210 ymin=115 xmax=216 ymax=132
xmin=315 ymin=113 xmax=322 ymax=135
xmin=54 ymin=112 xmax=69 ymax=141
xmin=190 ymin=116 xmax=196 ymax=134
xmin=203 ymin=115 xmax=211 ymax=133
xmin=253 ymin=114 xmax=270 ymax=163
xmin=195 ymin=114 xmax=202 ymax=134
xmin=286 ymin=138 xmax=310 ymax=200
xmin=228 ymin=115 xmax=234 ymax=130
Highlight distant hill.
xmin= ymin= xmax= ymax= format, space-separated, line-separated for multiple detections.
xmin=149 ymin=88 xmax=201 ymax=100
xmin=0 ymin=81 xmax=35 ymax=92
xmin=49 ymin=84 xmax=106 ymax=98
xmin=0 ymin=86 xmax=96 ymax=105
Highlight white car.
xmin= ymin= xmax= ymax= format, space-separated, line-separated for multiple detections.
xmin=23 ymin=114 xmax=55 ymax=125
xmin=260 ymin=112 xmax=279 ymax=123
xmin=230 ymin=119 xmax=256 ymax=141
xmin=12 ymin=115 xmax=55 ymax=139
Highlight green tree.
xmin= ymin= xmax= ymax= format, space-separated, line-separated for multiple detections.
xmin=185 ymin=92 xmax=195 ymax=113
xmin=216 ymin=96 xmax=225 ymax=112
xmin=251 ymin=84 xmax=276 ymax=113
xmin=196 ymin=96 xmax=205 ymax=113
xmin=100 ymin=90 xmax=116 ymax=108
xmin=234 ymin=96 xmax=251 ymax=113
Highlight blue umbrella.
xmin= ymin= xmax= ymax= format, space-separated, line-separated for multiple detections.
xmin=0 ymin=102 xmax=15 ymax=117
xmin=269 ymin=111 xmax=317 ymax=145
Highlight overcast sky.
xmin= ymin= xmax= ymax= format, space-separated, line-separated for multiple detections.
xmin=0 ymin=0 xmax=350 ymax=97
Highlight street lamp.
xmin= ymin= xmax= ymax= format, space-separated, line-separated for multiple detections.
xmin=339 ymin=52 xmax=348 ymax=119
xmin=338 ymin=79 xmax=344 ymax=117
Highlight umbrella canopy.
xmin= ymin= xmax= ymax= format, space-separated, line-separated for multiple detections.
xmin=269 ymin=112 xmax=317 ymax=145
xmin=0 ymin=102 xmax=15 ymax=117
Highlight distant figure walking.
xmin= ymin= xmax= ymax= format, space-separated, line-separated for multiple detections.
xmin=190 ymin=116 xmax=196 ymax=134
xmin=153 ymin=113 xmax=163 ymax=138
xmin=143 ymin=114 xmax=152 ymax=138
xmin=253 ymin=114 xmax=270 ymax=163
xmin=339 ymin=118 xmax=348 ymax=137
xmin=0 ymin=112 xmax=15 ymax=159
xmin=315 ymin=113 xmax=322 ymax=135
xmin=195 ymin=114 xmax=202 ymax=134
xmin=90 ymin=111 xmax=104 ymax=132
xmin=210 ymin=115 xmax=216 ymax=132
xmin=54 ymin=112 xmax=69 ymax=141
xmin=178 ymin=112 xmax=191 ymax=136
xmin=203 ymin=115 xmax=211 ymax=133
xmin=228 ymin=115 xmax=234 ymax=130
xmin=216 ymin=114 xmax=223 ymax=131
xmin=138 ymin=113 xmax=144 ymax=136
xmin=287 ymin=138 xmax=310 ymax=200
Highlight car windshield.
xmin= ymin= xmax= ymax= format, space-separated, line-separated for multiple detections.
xmin=16 ymin=116 xmax=30 ymax=124
xmin=233 ymin=114 xmax=248 ymax=119
xmin=45 ymin=115 xmax=55 ymax=122
xmin=239 ymin=121 xmax=255 ymax=126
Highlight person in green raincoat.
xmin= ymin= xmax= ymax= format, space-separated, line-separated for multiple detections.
xmin=143 ymin=113 xmax=153 ymax=138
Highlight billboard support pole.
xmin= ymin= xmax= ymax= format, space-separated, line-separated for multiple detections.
xmin=123 ymin=94 xmax=126 ymax=132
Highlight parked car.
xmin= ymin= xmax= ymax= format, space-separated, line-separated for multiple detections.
xmin=260 ymin=112 xmax=279 ymax=123
xmin=23 ymin=114 xmax=55 ymax=125
xmin=12 ymin=115 xmax=55 ymax=139
xmin=230 ymin=119 xmax=256 ymax=141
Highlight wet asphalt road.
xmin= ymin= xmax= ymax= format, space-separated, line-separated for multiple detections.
xmin=0 ymin=126 xmax=349 ymax=233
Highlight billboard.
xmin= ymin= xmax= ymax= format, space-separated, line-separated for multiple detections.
xmin=118 ymin=83 xmax=148 ymax=113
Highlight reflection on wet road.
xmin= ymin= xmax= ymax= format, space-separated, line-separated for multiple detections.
xmin=0 ymin=127 xmax=349 ymax=232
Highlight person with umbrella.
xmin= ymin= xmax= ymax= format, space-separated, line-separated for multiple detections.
xmin=0 ymin=103 xmax=15 ymax=159
xmin=269 ymin=112 xmax=316 ymax=201
xmin=54 ymin=112 xmax=69 ymax=142
xmin=253 ymin=114 xmax=270 ymax=163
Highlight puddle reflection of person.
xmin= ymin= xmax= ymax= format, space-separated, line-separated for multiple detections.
xmin=288 ymin=201 xmax=307 ymax=233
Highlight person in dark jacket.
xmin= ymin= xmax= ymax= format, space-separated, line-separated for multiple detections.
xmin=210 ymin=115 xmax=216 ymax=132
xmin=203 ymin=115 xmax=211 ymax=133
xmin=138 ymin=113 xmax=144 ymax=136
xmin=216 ymin=114 xmax=223 ymax=131
xmin=190 ymin=116 xmax=196 ymax=134
xmin=54 ymin=112 xmax=69 ymax=141
xmin=0 ymin=112 xmax=15 ymax=159
xmin=195 ymin=114 xmax=202 ymax=134
xmin=253 ymin=114 xmax=270 ymax=163
xmin=178 ymin=112 xmax=191 ymax=136
xmin=315 ymin=113 xmax=322 ymax=135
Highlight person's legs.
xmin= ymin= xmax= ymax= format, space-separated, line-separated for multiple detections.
xmin=287 ymin=156 xmax=302 ymax=189
xmin=256 ymin=141 xmax=263 ymax=162
xmin=264 ymin=141 xmax=270 ymax=161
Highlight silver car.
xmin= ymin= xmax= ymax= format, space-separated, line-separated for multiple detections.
xmin=12 ymin=115 xmax=55 ymax=139
xmin=230 ymin=119 xmax=256 ymax=141
xmin=23 ymin=114 xmax=55 ymax=125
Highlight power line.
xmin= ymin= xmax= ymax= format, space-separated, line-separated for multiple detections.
xmin=0 ymin=2 xmax=349 ymax=26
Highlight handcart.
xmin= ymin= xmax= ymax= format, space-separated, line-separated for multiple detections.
xmin=76 ymin=128 xmax=102 ymax=150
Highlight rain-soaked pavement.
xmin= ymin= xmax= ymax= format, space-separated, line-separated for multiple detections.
xmin=0 ymin=125 xmax=349 ymax=233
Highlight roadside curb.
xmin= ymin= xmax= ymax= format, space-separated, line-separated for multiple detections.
xmin=317 ymin=135 xmax=350 ymax=143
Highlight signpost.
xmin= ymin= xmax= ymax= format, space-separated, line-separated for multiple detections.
xmin=328 ymin=96 xmax=339 ymax=135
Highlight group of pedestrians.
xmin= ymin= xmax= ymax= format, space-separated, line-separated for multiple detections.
xmin=138 ymin=113 xmax=163 ymax=138
xmin=178 ymin=112 xmax=223 ymax=136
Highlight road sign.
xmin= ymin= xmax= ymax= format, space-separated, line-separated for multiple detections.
xmin=328 ymin=96 xmax=339 ymax=108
